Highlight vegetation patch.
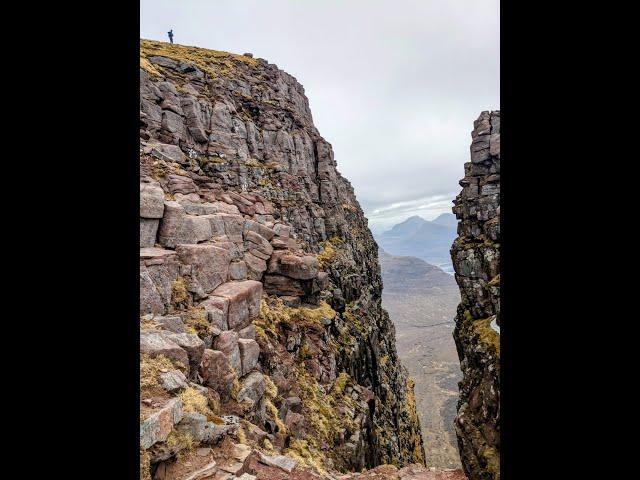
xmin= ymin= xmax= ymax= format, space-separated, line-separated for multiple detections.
xmin=179 ymin=386 xmax=215 ymax=421
xmin=140 ymin=39 xmax=259 ymax=79
xmin=140 ymin=354 xmax=180 ymax=391
xmin=171 ymin=276 xmax=190 ymax=310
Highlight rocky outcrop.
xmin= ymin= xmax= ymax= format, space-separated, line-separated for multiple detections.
xmin=450 ymin=111 xmax=500 ymax=480
xmin=139 ymin=39 xmax=424 ymax=479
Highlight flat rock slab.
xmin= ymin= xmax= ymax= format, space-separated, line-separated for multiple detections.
xmin=238 ymin=339 xmax=260 ymax=376
xmin=210 ymin=280 xmax=263 ymax=331
xmin=140 ymin=247 xmax=177 ymax=260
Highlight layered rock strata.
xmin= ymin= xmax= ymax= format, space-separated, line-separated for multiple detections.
xmin=450 ymin=111 xmax=500 ymax=480
xmin=139 ymin=39 xmax=424 ymax=479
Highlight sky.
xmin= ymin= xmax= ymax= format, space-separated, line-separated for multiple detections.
xmin=141 ymin=0 xmax=500 ymax=233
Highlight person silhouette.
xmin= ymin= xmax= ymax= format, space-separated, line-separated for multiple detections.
xmin=168 ymin=30 xmax=174 ymax=44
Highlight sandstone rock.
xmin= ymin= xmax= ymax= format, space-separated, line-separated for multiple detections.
xmin=210 ymin=280 xmax=262 ymax=330
xmin=158 ymin=201 xmax=187 ymax=247
xmin=154 ymin=315 xmax=186 ymax=333
xmin=237 ymin=371 xmax=265 ymax=406
xmin=264 ymin=274 xmax=306 ymax=297
xmin=176 ymin=244 xmax=231 ymax=294
xmin=140 ymin=218 xmax=160 ymax=247
xmin=244 ymin=252 xmax=268 ymax=281
xmin=200 ymin=295 xmax=229 ymax=331
xmin=165 ymin=332 xmax=205 ymax=374
xmin=140 ymin=183 xmax=165 ymax=218
xmin=268 ymin=251 xmax=319 ymax=280
xmin=159 ymin=369 xmax=188 ymax=392
xmin=140 ymin=330 xmax=188 ymax=370
xmin=244 ymin=219 xmax=275 ymax=240
xmin=176 ymin=412 xmax=208 ymax=443
xmin=284 ymin=410 xmax=306 ymax=438
xmin=213 ymin=330 xmax=241 ymax=373
xmin=200 ymin=349 xmax=236 ymax=397
xmin=140 ymin=266 xmax=165 ymax=315
xmin=140 ymin=398 xmax=183 ymax=449
xmin=229 ymin=261 xmax=248 ymax=280
xmin=238 ymin=324 xmax=256 ymax=340
xmin=238 ymin=338 xmax=260 ymax=376
xmin=150 ymin=142 xmax=188 ymax=165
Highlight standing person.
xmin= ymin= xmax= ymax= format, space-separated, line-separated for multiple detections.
xmin=168 ymin=29 xmax=174 ymax=44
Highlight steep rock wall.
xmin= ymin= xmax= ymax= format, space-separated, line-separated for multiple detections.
xmin=450 ymin=111 xmax=500 ymax=480
xmin=139 ymin=40 xmax=424 ymax=477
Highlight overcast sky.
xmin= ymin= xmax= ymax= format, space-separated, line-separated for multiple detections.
xmin=141 ymin=0 xmax=499 ymax=233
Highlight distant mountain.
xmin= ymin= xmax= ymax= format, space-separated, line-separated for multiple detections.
xmin=432 ymin=213 xmax=458 ymax=228
xmin=374 ymin=215 xmax=458 ymax=273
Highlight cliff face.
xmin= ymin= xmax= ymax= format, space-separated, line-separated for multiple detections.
xmin=450 ymin=111 xmax=500 ymax=480
xmin=139 ymin=39 xmax=424 ymax=478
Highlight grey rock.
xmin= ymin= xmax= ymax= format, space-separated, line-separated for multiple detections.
xmin=140 ymin=183 xmax=165 ymax=219
xmin=140 ymin=218 xmax=159 ymax=248
xmin=140 ymin=398 xmax=183 ymax=449
xmin=159 ymin=369 xmax=188 ymax=392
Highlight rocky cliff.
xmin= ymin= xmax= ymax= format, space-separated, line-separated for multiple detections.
xmin=450 ymin=111 xmax=500 ymax=480
xmin=139 ymin=39 xmax=424 ymax=479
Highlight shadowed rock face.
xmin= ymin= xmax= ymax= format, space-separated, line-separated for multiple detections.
xmin=450 ymin=111 xmax=500 ymax=480
xmin=139 ymin=39 xmax=424 ymax=477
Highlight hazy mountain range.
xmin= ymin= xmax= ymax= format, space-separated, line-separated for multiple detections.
xmin=374 ymin=213 xmax=457 ymax=274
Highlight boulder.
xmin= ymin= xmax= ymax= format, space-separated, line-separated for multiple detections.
xmin=165 ymin=332 xmax=205 ymax=374
xmin=176 ymin=244 xmax=231 ymax=294
xmin=159 ymin=369 xmax=188 ymax=392
xmin=140 ymin=330 xmax=189 ymax=370
xmin=210 ymin=280 xmax=263 ymax=331
xmin=140 ymin=398 xmax=183 ymax=449
xmin=200 ymin=296 xmax=229 ymax=331
xmin=154 ymin=315 xmax=186 ymax=334
xmin=176 ymin=412 xmax=208 ymax=443
xmin=236 ymin=371 xmax=265 ymax=406
xmin=264 ymin=275 xmax=306 ymax=297
xmin=158 ymin=201 xmax=187 ymax=247
xmin=229 ymin=261 xmax=248 ymax=280
xmin=200 ymin=349 xmax=236 ymax=398
xmin=140 ymin=218 xmax=159 ymax=248
xmin=140 ymin=266 xmax=165 ymax=315
xmin=238 ymin=339 xmax=260 ymax=376
xmin=213 ymin=330 xmax=241 ymax=373
xmin=244 ymin=252 xmax=267 ymax=281
xmin=140 ymin=183 xmax=165 ymax=219
xmin=268 ymin=251 xmax=318 ymax=280
xmin=238 ymin=324 xmax=256 ymax=341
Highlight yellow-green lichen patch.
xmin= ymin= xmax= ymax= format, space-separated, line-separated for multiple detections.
xmin=179 ymin=386 xmax=216 ymax=421
xmin=140 ymin=39 xmax=259 ymax=79
xmin=140 ymin=354 xmax=180 ymax=391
